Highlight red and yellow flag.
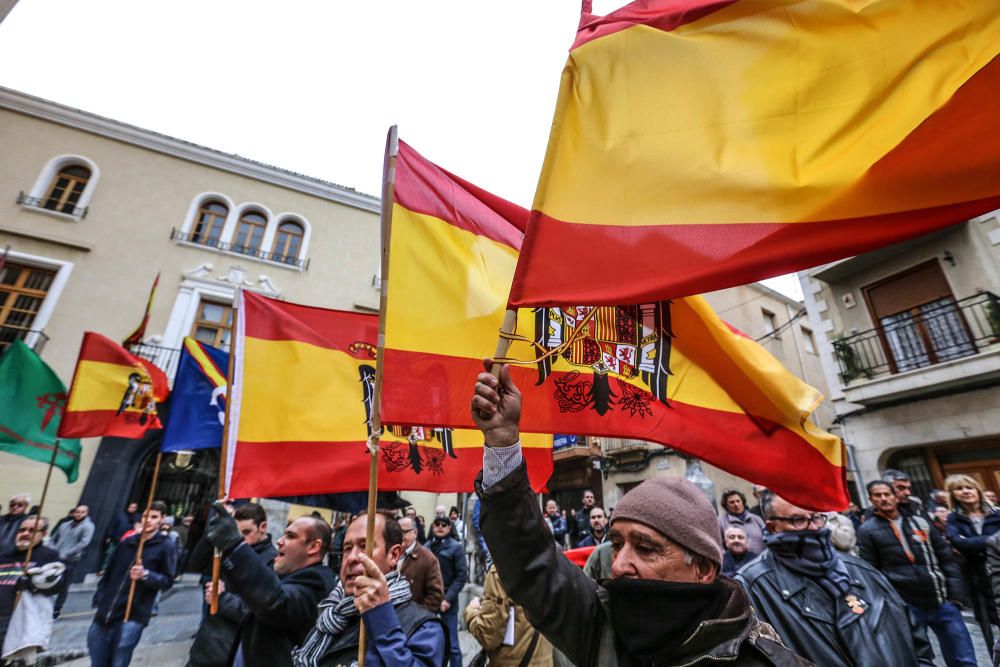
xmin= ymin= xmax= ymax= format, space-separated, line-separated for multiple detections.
xmin=59 ymin=332 xmax=169 ymax=439
xmin=224 ymin=291 xmax=551 ymax=499
xmin=381 ymin=141 xmax=847 ymax=510
xmin=508 ymin=0 xmax=1000 ymax=306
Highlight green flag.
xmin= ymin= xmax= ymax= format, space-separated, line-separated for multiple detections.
xmin=0 ymin=340 xmax=82 ymax=482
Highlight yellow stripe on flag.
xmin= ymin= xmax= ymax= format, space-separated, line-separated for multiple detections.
xmin=64 ymin=360 xmax=131 ymax=412
xmin=184 ymin=337 xmax=227 ymax=388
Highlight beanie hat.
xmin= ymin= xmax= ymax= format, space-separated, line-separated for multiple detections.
xmin=611 ymin=477 xmax=723 ymax=567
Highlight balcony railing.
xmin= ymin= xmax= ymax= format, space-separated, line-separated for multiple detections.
xmin=127 ymin=342 xmax=182 ymax=382
xmin=0 ymin=326 xmax=49 ymax=354
xmin=833 ymin=292 xmax=1000 ymax=384
xmin=171 ymin=228 xmax=309 ymax=270
xmin=601 ymin=437 xmax=651 ymax=455
xmin=17 ymin=191 xmax=88 ymax=218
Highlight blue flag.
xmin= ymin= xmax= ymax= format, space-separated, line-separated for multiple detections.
xmin=161 ymin=338 xmax=228 ymax=452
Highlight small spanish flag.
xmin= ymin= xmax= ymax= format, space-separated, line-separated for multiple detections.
xmin=58 ymin=333 xmax=169 ymax=439
xmin=224 ymin=292 xmax=552 ymax=499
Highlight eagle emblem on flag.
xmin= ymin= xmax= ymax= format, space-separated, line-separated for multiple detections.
xmin=534 ymin=302 xmax=673 ymax=416
xmin=358 ymin=362 xmax=456 ymax=475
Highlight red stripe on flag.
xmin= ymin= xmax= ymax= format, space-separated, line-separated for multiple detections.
xmin=574 ymin=0 xmax=740 ymax=50
xmin=242 ymin=291 xmax=377 ymax=350
xmin=508 ymin=196 xmax=1000 ymax=308
xmin=380 ymin=348 xmax=847 ymax=510
xmin=395 ymin=142 xmax=526 ymax=250
xmin=58 ymin=409 xmax=162 ymax=440
xmin=228 ymin=439 xmax=552 ymax=497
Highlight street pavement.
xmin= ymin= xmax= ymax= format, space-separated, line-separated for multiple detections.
xmin=40 ymin=574 xmax=993 ymax=666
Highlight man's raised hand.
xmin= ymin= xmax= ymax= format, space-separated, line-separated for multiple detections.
xmin=470 ymin=359 xmax=521 ymax=448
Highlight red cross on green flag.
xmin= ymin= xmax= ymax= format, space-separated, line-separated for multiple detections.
xmin=0 ymin=340 xmax=82 ymax=482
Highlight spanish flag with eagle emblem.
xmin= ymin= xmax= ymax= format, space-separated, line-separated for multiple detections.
xmin=380 ymin=141 xmax=848 ymax=510
xmin=58 ymin=332 xmax=169 ymax=439
xmin=507 ymin=0 xmax=1000 ymax=307
xmin=223 ymin=291 xmax=552 ymax=498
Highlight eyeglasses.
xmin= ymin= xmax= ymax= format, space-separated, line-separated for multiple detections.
xmin=770 ymin=513 xmax=828 ymax=530
xmin=403 ymin=528 xmax=417 ymax=533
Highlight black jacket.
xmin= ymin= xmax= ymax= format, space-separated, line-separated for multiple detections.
xmin=856 ymin=513 xmax=967 ymax=610
xmin=221 ymin=541 xmax=335 ymax=667
xmin=478 ymin=464 xmax=810 ymax=667
xmin=0 ymin=515 xmax=25 ymax=554
xmin=189 ymin=536 xmax=278 ymax=667
xmin=92 ymin=531 xmax=176 ymax=627
xmin=736 ymin=550 xmax=932 ymax=667
xmin=427 ymin=536 xmax=467 ymax=607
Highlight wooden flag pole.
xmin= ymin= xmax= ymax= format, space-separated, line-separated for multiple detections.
xmin=210 ymin=297 xmax=240 ymax=615
xmin=357 ymin=124 xmax=398 ymax=667
xmin=123 ymin=449 xmax=163 ymax=622
xmin=14 ymin=440 xmax=60 ymax=609
xmin=490 ymin=310 xmax=518 ymax=375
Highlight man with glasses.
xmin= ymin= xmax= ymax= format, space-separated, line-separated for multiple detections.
xmin=0 ymin=494 xmax=30 ymax=552
xmin=736 ymin=489 xmax=931 ymax=666
xmin=397 ymin=516 xmax=444 ymax=612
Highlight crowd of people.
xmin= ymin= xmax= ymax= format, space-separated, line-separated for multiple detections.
xmin=0 ymin=369 xmax=999 ymax=665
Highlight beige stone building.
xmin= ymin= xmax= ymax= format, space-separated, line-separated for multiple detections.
xmin=546 ymin=283 xmax=839 ymax=516
xmin=0 ymin=87 xmax=396 ymax=546
xmin=799 ymin=217 xmax=1000 ymax=504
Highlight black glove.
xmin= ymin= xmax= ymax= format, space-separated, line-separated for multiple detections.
xmin=205 ymin=502 xmax=242 ymax=554
xmin=15 ymin=575 xmax=31 ymax=592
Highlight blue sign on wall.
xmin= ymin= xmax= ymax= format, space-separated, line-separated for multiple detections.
xmin=553 ymin=434 xmax=578 ymax=450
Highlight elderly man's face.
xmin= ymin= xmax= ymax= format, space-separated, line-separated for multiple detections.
xmin=15 ymin=518 xmax=46 ymax=550
xmin=545 ymin=500 xmax=559 ymax=517
xmin=434 ymin=505 xmax=446 ymax=518
xmin=399 ymin=517 xmax=418 ymax=549
xmin=766 ymin=496 xmax=828 ymax=534
xmin=724 ymin=529 xmax=748 ymax=555
xmin=8 ymin=497 xmax=28 ymax=516
xmin=609 ymin=520 xmax=714 ymax=583
xmin=582 ymin=491 xmax=595 ymax=509
xmin=340 ymin=514 xmax=401 ymax=595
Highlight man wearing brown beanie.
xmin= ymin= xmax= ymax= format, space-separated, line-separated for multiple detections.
xmin=471 ymin=363 xmax=811 ymax=667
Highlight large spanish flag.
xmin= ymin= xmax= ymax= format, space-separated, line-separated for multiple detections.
xmin=508 ymin=0 xmax=1000 ymax=306
xmin=225 ymin=291 xmax=552 ymax=498
xmin=381 ymin=141 xmax=847 ymax=510
xmin=59 ymin=332 xmax=169 ymax=439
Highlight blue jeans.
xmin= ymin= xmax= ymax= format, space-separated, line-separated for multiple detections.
xmin=87 ymin=619 xmax=145 ymax=667
xmin=910 ymin=602 xmax=977 ymax=667
xmin=442 ymin=608 xmax=463 ymax=667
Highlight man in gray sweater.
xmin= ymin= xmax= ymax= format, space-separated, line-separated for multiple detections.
xmin=49 ymin=504 xmax=95 ymax=618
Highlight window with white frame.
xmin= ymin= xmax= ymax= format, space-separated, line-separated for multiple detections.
xmin=22 ymin=155 xmax=100 ymax=219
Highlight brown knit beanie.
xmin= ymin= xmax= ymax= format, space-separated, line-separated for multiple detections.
xmin=611 ymin=476 xmax=723 ymax=567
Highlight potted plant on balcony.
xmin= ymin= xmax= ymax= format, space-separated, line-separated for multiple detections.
xmin=832 ymin=333 xmax=872 ymax=384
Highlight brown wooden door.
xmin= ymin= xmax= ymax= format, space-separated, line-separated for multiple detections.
xmin=939 ymin=459 xmax=1000 ymax=497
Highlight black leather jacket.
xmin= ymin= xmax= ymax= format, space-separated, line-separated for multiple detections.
xmin=478 ymin=464 xmax=811 ymax=667
xmin=735 ymin=550 xmax=932 ymax=667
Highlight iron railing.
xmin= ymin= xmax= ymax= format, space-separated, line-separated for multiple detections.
xmin=127 ymin=342 xmax=182 ymax=381
xmin=0 ymin=326 xmax=49 ymax=354
xmin=832 ymin=292 xmax=1000 ymax=384
xmin=17 ymin=191 xmax=88 ymax=218
xmin=170 ymin=228 xmax=310 ymax=270
xmin=601 ymin=437 xmax=652 ymax=455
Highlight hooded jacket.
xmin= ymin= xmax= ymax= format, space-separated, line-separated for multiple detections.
xmin=477 ymin=464 xmax=810 ymax=667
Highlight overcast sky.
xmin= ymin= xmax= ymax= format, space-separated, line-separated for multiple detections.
xmin=0 ymin=0 xmax=803 ymax=299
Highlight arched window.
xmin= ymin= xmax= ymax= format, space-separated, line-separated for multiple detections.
xmin=44 ymin=165 xmax=91 ymax=214
xmin=233 ymin=211 xmax=267 ymax=256
xmin=271 ymin=221 xmax=305 ymax=264
xmin=191 ymin=201 xmax=228 ymax=247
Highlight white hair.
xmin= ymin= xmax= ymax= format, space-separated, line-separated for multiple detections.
xmin=10 ymin=493 xmax=30 ymax=504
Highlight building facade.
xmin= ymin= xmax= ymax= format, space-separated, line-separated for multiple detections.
xmin=546 ymin=283 xmax=839 ymax=515
xmin=799 ymin=216 xmax=1000 ymax=504
xmin=0 ymin=87 xmax=394 ymax=568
